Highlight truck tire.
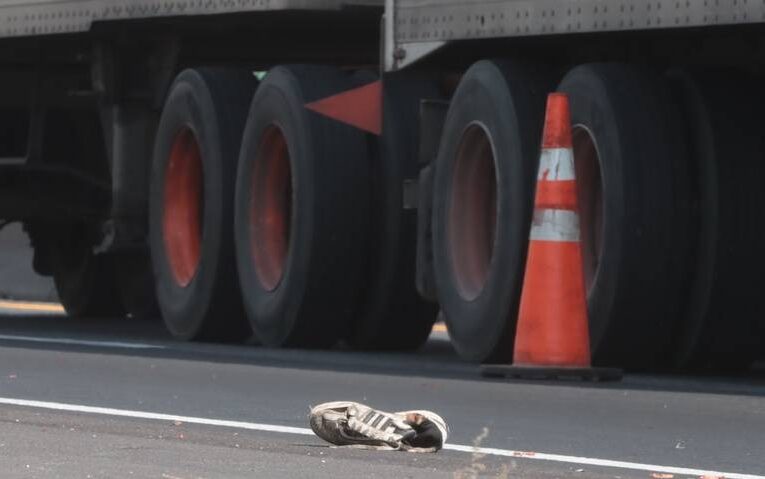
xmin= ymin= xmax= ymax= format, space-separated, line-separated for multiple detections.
xmin=347 ymin=72 xmax=440 ymax=351
xmin=667 ymin=70 xmax=765 ymax=370
xmin=149 ymin=68 xmax=256 ymax=341
xmin=234 ymin=65 xmax=369 ymax=348
xmin=115 ymin=249 xmax=160 ymax=321
xmin=52 ymin=224 xmax=124 ymax=318
xmin=557 ymin=64 xmax=693 ymax=369
xmin=431 ymin=60 xmax=551 ymax=362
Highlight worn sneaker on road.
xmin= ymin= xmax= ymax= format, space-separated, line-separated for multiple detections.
xmin=309 ymin=401 xmax=448 ymax=452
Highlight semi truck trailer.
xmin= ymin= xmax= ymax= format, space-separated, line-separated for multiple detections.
xmin=1 ymin=0 xmax=763 ymax=370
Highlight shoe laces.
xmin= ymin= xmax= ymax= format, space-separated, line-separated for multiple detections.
xmin=346 ymin=404 xmax=415 ymax=448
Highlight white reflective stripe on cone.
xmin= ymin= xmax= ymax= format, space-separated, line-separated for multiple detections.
xmin=529 ymin=209 xmax=580 ymax=242
xmin=537 ymin=148 xmax=576 ymax=181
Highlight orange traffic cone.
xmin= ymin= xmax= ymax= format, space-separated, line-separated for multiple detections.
xmin=482 ymin=93 xmax=621 ymax=381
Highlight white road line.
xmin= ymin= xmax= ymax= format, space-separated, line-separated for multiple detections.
xmin=0 ymin=397 xmax=761 ymax=479
xmin=0 ymin=397 xmax=312 ymax=435
xmin=443 ymin=444 xmax=763 ymax=478
xmin=0 ymin=334 xmax=164 ymax=350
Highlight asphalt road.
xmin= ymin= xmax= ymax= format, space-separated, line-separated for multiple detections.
xmin=0 ymin=311 xmax=763 ymax=478
xmin=0 ymin=226 xmax=762 ymax=478
xmin=0 ymin=223 xmax=57 ymax=302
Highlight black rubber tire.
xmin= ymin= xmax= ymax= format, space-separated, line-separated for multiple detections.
xmin=557 ymin=64 xmax=693 ymax=369
xmin=42 ymin=108 xmax=120 ymax=319
xmin=347 ymin=72 xmax=440 ymax=351
xmin=234 ymin=65 xmax=370 ymax=348
xmin=115 ymin=248 xmax=160 ymax=321
xmin=51 ymin=224 xmax=124 ymax=318
xmin=149 ymin=68 xmax=256 ymax=341
xmin=667 ymin=70 xmax=765 ymax=370
xmin=432 ymin=60 xmax=552 ymax=362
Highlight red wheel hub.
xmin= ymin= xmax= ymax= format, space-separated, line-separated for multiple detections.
xmin=163 ymin=127 xmax=203 ymax=287
xmin=251 ymin=125 xmax=292 ymax=291
xmin=449 ymin=123 xmax=498 ymax=301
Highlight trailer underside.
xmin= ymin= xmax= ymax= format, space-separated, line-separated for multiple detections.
xmin=0 ymin=0 xmax=761 ymax=370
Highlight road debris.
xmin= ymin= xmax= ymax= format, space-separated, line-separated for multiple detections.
xmin=309 ymin=401 xmax=447 ymax=452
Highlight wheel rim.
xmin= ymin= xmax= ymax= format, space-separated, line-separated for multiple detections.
xmin=449 ymin=123 xmax=498 ymax=301
xmin=163 ymin=127 xmax=203 ymax=288
xmin=572 ymin=125 xmax=604 ymax=293
xmin=251 ymin=124 xmax=292 ymax=292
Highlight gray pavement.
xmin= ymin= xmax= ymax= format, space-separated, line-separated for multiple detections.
xmin=0 ymin=313 xmax=763 ymax=478
xmin=0 ymin=233 xmax=763 ymax=477
xmin=1 ymin=405 xmax=633 ymax=479
xmin=0 ymin=223 xmax=57 ymax=302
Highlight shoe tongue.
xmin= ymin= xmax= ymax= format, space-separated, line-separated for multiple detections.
xmin=322 ymin=410 xmax=346 ymax=422
xmin=346 ymin=405 xmax=363 ymax=418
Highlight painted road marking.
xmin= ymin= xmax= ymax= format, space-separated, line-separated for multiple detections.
xmin=0 ymin=334 xmax=164 ymax=350
xmin=0 ymin=397 xmax=312 ymax=435
xmin=0 ymin=397 xmax=761 ymax=479
xmin=432 ymin=323 xmax=447 ymax=333
xmin=0 ymin=300 xmax=64 ymax=314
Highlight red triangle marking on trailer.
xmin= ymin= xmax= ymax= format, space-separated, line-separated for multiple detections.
xmin=305 ymin=80 xmax=382 ymax=135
